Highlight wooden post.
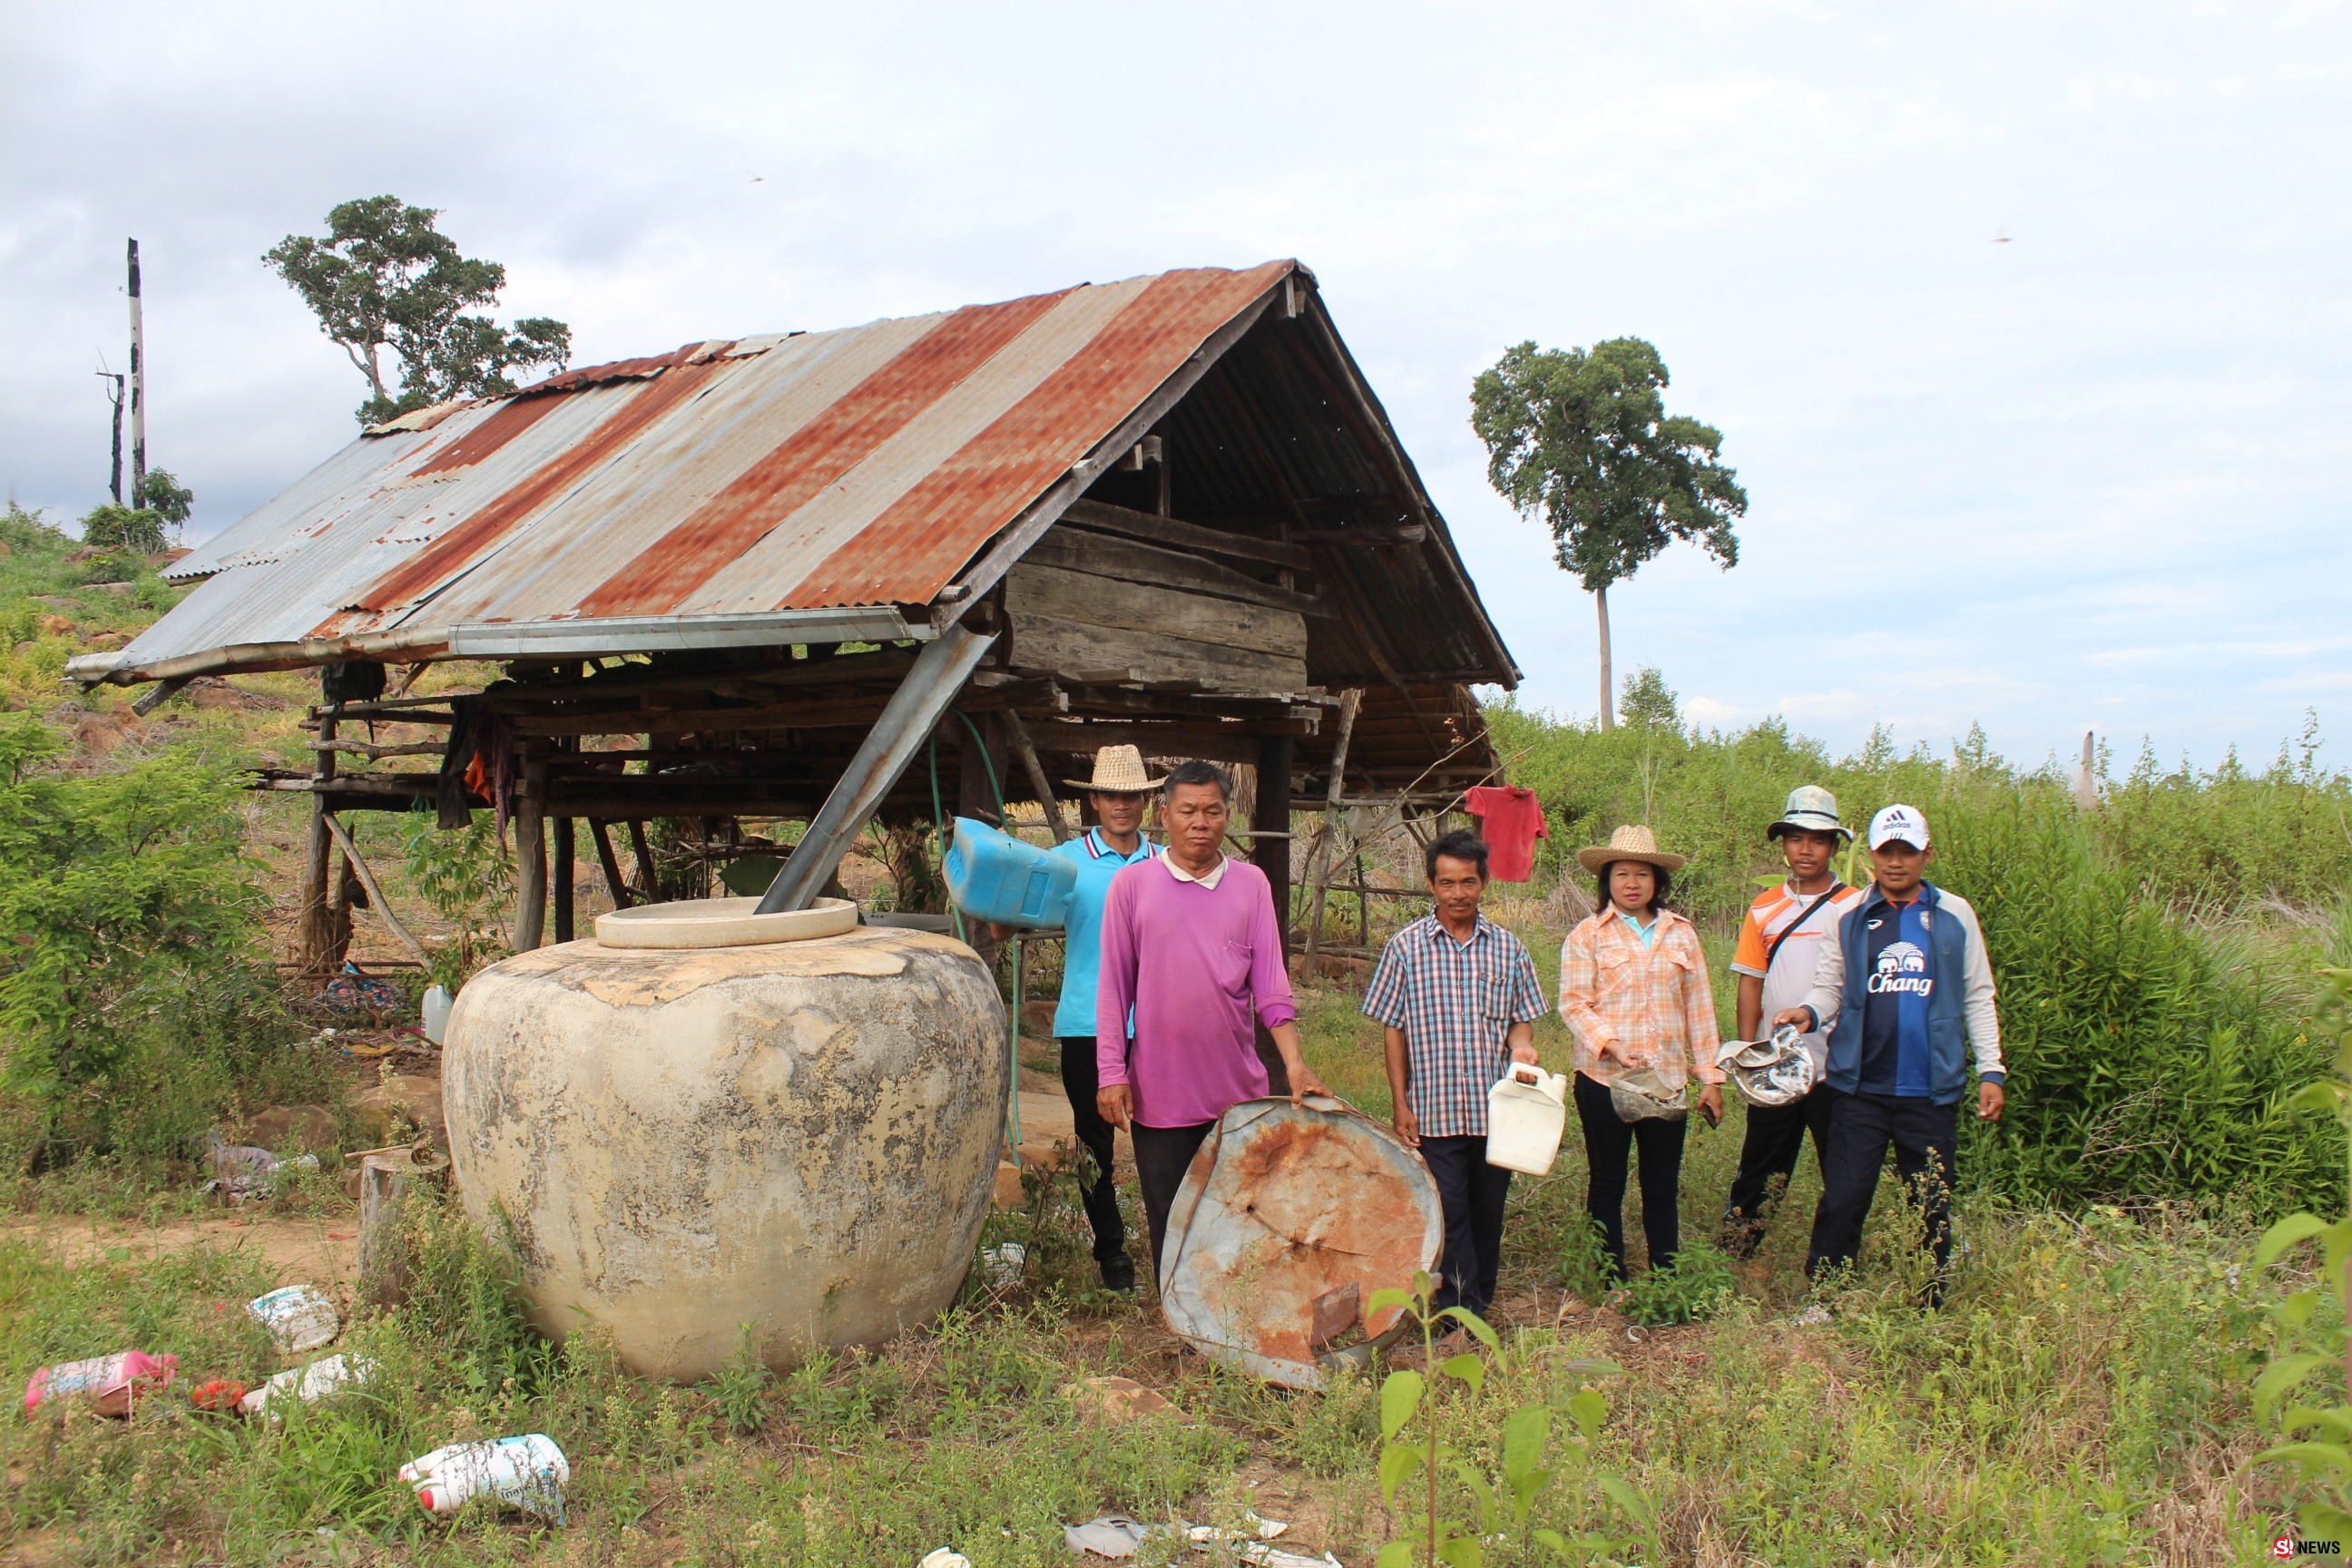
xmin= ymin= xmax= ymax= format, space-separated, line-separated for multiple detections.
xmin=321 ymin=812 xmax=430 ymax=965
xmin=296 ymin=701 xmax=340 ymax=974
xmin=590 ymin=819 xmax=633 ymax=909
xmin=552 ymin=817 xmax=575 ymax=943
xmin=126 ymin=238 xmax=146 ymax=507
xmin=357 ymin=1152 xmax=446 ymax=1308
xmin=1001 ymin=711 xmax=1071 ymax=843
xmin=627 ymin=819 xmax=658 ymax=903
xmin=1251 ymin=733 xmax=1294 ymax=1096
xmin=956 ymin=714 xmax=1004 ymax=971
xmin=1299 ymin=689 xmax=1363 ymax=985
xmin=514 ymin=765 xmax=547 ymax=952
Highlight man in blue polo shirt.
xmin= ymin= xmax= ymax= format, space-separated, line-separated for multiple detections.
xmin=1046 ymin=746 xmax=1164 ymax=1293
xmin=1776 ymin=803 xmax=2005 ymax=1307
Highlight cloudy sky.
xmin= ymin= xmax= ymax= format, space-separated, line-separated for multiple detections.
xmin=4 ymin=2 xmax=2343 ymax=771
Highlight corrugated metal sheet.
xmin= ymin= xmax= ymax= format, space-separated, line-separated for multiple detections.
xmin=103 ymin=262 xmax=1296 ymax=681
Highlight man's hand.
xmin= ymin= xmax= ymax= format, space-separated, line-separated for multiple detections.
xmin=1393 ymin=1102 xmax=1420 ymax=1148
xmin=1978 ymin=1080 xmax=2005 ymax=1122
xmin=1097 ymin=1083 xmax=1134 ymax=1132
xmin=1509 ymin=1040 xmax=1540 ymax=1067
xmin=1697 ymin=1083 xmax=1724 ymax=1127
xmin=1287 ymin=1063 xmax=1331 ymax=1106
xmin=1771 ymin=1006 xmax=1816 ymax=1034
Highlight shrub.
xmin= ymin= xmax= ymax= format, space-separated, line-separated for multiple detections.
xmin=1616 ymin=1242 xmax=1736 ymax=1327
xmin=0 ymin=716 xmax=284 ymax=1163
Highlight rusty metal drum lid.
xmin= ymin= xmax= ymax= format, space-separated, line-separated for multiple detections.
xmin=1157 ymin=1095 xmax=1443 ymax=1389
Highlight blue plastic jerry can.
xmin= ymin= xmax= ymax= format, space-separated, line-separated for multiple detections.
xmin=941 ymin=818 xmax=1077 ymax=928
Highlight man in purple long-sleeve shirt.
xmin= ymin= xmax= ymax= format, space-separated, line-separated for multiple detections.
xmin=1097 ymin=759 xmax=1329 ymax=1280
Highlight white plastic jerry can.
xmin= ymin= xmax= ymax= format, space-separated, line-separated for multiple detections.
xmin=1484 ymin=1064 xmax=1569 ymax=1174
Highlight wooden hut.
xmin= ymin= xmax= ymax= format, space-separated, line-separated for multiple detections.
xmin=69 ymin=260 xmax=1520 ymax=968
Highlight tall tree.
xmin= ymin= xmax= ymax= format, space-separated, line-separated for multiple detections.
xmin=265 ymin=196 xmax=573 ymax=426
xmin=1470 ymin=338 xmax=1746 ymax=729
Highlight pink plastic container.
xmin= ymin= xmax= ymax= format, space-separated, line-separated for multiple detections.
xmin=24 ymin=1351 xmax=178 ymax=1416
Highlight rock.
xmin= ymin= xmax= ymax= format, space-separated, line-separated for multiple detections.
xmin=1059 ymin=1375 xmax=1181 ymax=1423
xmin=242 ymin=1103 xmax=338 ymax=1154
xmin=80 ymin=631 xmax=132 ymax=652
xmin=1018 ymin=999 xmax=1057 ymax=1039
xmin=86 ymin=582 xmax=134 ymax=595
xmin=993 ymin=1159 xmax=1026 ymax=1209
xmin=34 ymin=614 xmax=74 ymax=637
xmin=148 ymin=547 xmax=191 ymax=569
xmin=349 ymin=1073 xmax=446 ymax=1145
xmin=1288 ymin=952 xmax=1370 ymax=984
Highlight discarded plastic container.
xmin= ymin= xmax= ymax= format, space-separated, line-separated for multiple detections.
xmin=942 ymin=818 xmax=1076 ymax=928
xmin=980 ymin=1241 xmax=1026 ymax=1289
xmin=190 ymin=1377 xmax=248 ymax=1412
xmin=237 ymin=1353 xmax=374 ymax=1418
xmin=1485 ymin=1064 xmax=1570 ymax=1175
xmin=420 ymin=985 xmax=455 ymax=1045
xmin=248 ymin=1285 xmax=340 ymax=1353
xmin=402 ymin=1434 xmax=569 ymax=1523
xmin=917 ymin=1552 xmax=974 ymax=1568
xmin=24 ymin=1351 xmax=177 ymax=1416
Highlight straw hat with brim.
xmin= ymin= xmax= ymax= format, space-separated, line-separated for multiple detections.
xmin=1575 ymin=823 xmax=1689 ymax=875
xmin=1063 ymin=744 xmax=1166 ymax=794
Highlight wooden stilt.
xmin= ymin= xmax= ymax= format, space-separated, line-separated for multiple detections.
xmin=627 ymin=819 xmax=657 ymax=904
xmin=514 ymin=767 xmax=547 ymax=952
xmin=590 ymin=820 xmax=633 ymax=909
xmin=1251 ymin=733 xmax=1295 ymax=1097
xmin=1299 ymin=689 xmax=1363 ymax=984
xmin=552 ymin=817 xmax=575 ymax=943
xmin=296 ymin=702 xmax=341 ymax=975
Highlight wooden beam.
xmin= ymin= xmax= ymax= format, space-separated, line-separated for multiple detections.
xmin=1001 ymin=712 xmax=1072 ymax=843
xmin=1059 ymin=499 xmax=1310 ymax=571
xmin=1251 ymin=732 xmax=1295 ymax=1097
xmin=319 ymin=810 xmax=433 ymax=966
xmin=1004 ymin=612 xmax=1308 ymax=694
xmin=1299 ymin=688 xmax=1362 ymax=981
xmin=1021 ymin=528 xmax=1325 ymax=616
xmin=514 ymin=768 xmax=547 ymax=952
xmin=1007 ymin=562 xmax=1308 ymax=655
xmin=589 ymin=819 xmax=634 ymax=909
xmin=553 ymin=817 xmax=576 ymax=943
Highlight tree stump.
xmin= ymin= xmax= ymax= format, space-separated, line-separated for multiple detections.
xmin=357 ymin=1149 xmax=447 ymax=1308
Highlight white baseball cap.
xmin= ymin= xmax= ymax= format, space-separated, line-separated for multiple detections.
xmin=1867 ymin=804 xmax=1930 ymax=850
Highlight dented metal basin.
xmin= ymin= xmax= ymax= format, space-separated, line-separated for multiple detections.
xmin=442 ymin=913 xmax=1004 ymax=1381
xmin=1158 ymin=1095 xmax=1444 ymax=1388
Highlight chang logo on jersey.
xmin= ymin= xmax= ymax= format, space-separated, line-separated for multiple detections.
xmin=1867 ymin=940 xmax=1933 ymax=996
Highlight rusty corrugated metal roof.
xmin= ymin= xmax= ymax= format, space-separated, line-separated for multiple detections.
xmin=89 ymin=263 xmax=1295 ymax=682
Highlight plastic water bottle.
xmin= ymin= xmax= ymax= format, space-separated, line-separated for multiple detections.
xmin=24 ymin=1351 xmax=177 ymax=1416
xmin=402 ymin=1435 xmax=570 ymax=1523
xmin=247 ymin=1285 xmax=340 ymax=1353
xmin=237 ymin=1354 xmax=374 ymax=1418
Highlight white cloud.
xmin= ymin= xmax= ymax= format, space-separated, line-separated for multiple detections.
xmin=3 ymin=0 xmax=2347 ymax=768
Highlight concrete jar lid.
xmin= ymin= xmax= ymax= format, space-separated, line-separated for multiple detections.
xmin=591 ymin=896 xmax=859 ymax=950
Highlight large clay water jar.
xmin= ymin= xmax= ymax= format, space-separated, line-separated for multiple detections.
xmin=441 ymin=897 xmax=1005 ymax=1380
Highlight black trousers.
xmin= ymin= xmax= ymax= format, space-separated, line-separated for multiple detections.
xmin=1417 ymin=1134 xmax=1513 ymax=1318
xmin=1132 ymin=1119 xmax=1214 ymax=1287
xmin=1719 ymin=1084 xmax=1835 ymax=1259
xmin=1055 ymin=1036 xmax=1132 ymax=1284
xmin=1572 ymin=1072 xmax=1687 ymax=1280
xmin=1806 ymin=1091 xmax=1960 ymax=1299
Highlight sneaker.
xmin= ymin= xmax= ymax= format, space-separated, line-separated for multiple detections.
xmin=1791 ymin=1302 xmax=1832 ymax=1328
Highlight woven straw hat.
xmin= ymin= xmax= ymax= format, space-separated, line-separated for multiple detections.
xmin=1063 ymin=744 xmax=1166 ymax=794
xmin=1575 ymin=823 xmax=1689 ymax=875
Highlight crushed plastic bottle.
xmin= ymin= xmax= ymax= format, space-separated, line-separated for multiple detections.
xmin=400 ymin=1434 xmax=569 ymax=1524
xmin=24 ymin=1351 xmax=177 ymax=1416
xmin=247 ymin=1285 xmax=340 ymax=1353
xmin=237 ymin=1354 xmax=375 ymax=1419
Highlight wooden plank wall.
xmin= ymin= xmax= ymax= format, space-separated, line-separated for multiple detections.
xmin=1003 ymin=526 xmax=1309 ymax=692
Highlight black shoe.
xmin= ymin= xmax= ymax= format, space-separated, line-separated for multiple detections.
xmin=1100 ymin=1261 xmax=1138 ymax=1295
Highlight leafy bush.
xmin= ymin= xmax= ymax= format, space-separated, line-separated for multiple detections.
xmin=0 ymin=716 xmax=289 ymax=1163
xmin=1616 ymin=1241 xmax=1735 ymax=1327
xmin=399 ymin=807 xmax=513 ymax=989
xmin=76 ymin=504 xmax=165 ymax=558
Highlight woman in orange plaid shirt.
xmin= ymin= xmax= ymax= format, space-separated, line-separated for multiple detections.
xmin=1557 ymin=824 xmax=1727 ymax=1283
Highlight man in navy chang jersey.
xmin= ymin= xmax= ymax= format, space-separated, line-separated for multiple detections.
xmin=1775 ymin=804 xmax=2005 ymax=1304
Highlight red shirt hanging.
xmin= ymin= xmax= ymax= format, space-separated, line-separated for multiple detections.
xmin=1462 ymin=785 xmax=1549 ymax=882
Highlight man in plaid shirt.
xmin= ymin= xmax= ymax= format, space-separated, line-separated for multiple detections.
xmin=1363 ymin=828 xmax=1548 ymax=1318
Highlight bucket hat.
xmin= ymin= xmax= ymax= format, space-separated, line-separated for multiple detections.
xmin=1767 ymin=785 xmax=1851 ymax=842
xmin=1063 ymin=744 xmax=1166 ymax=795
xmin=1574 ymin=823 xmax=1688 ymax=876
